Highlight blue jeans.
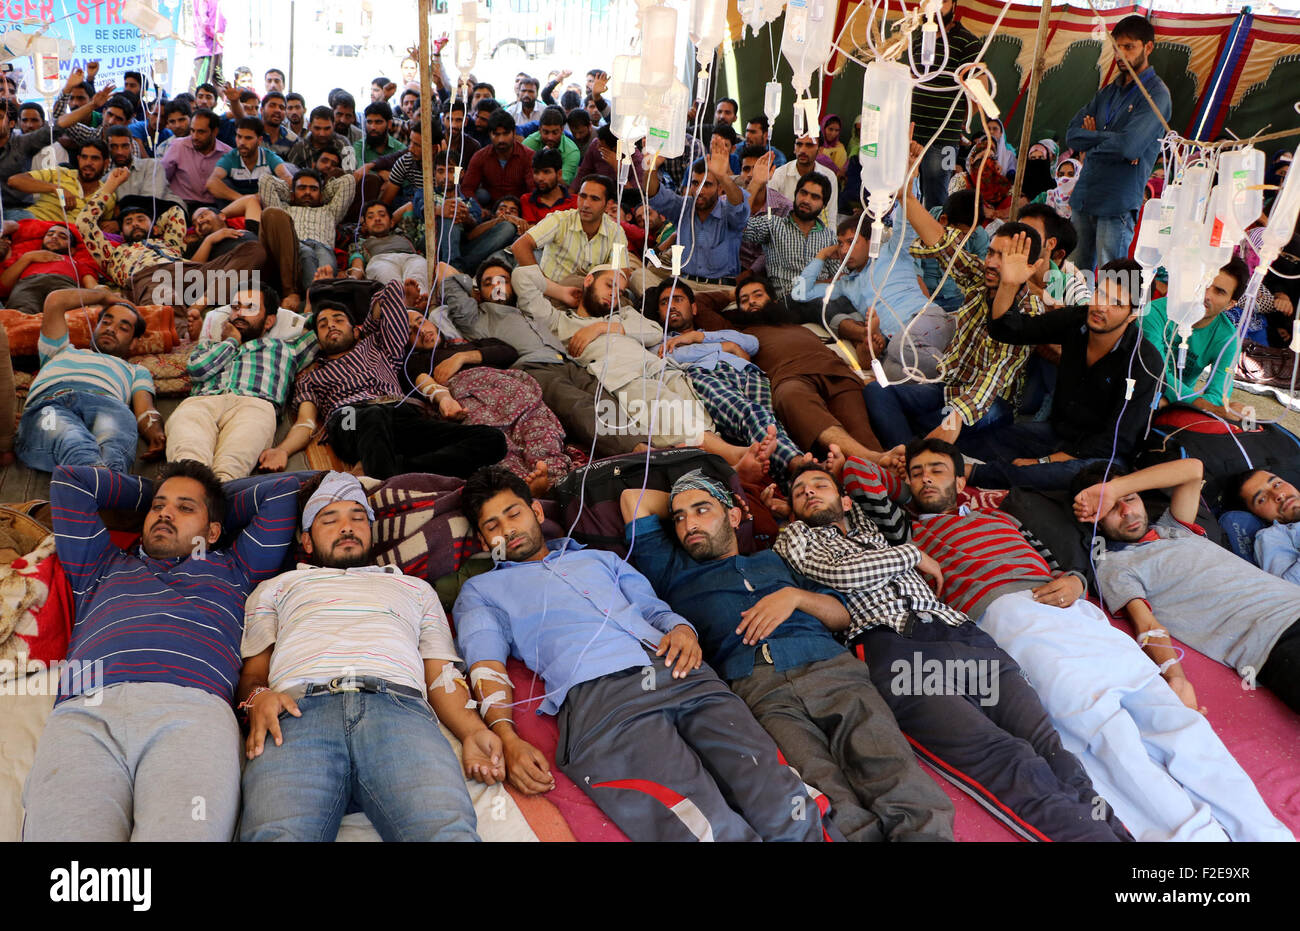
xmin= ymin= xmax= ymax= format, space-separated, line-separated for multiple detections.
xmin=918 ymin=143 xmax=955 ymax=210
xmin=2 ymin=206 xmax=34 ymax=222
xmin=960 ymin=420 xmax=1114 ymax=491
xmin=298 ymin=239 xmax=337 ymax=290
xmin=863 ymin=380 xmax=1011 ymax=450
xmin=442 ymin=218 xmax=516 ymax=274
xmin=240 ymin=684 xmax=479 ymax=842
xmin=16 ymin=392 xmax=138 ymax=474
xmin=1070 ymin=210 xmax=1136 ymax=272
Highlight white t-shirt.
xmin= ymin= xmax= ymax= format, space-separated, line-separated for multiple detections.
xmin=242 ymin=563 xmax=459 ymax=693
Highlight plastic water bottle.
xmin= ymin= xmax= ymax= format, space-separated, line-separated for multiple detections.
xmin=640 ymin=4 xmax=678 ymax=94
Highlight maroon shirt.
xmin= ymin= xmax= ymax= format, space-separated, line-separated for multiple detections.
xmin=460 ymin=139 xmax=535 ymax=203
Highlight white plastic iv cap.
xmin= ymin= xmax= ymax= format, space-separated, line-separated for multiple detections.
xmin=56 ymin=187 xmax=65 ymax=207
xmin=869 ymin=218 xmax=885 ymax=259
xmin=870 ymin=357 xmax=888 ymax=386
xmin=670 ymin=244 xmax=685 ymax=277
xmin=1124 ymin=377 xmax=1136 ymax=401
xmin=617 ymin=154 xmax=632 ymax=188
xmin=453 ymin=165 xmax=462 ymax=186
xmin=964 ymin=77 xmax=1001 ymax=120
xmin=921 ymin=18 xmax=938 ymax=68
xmin=694 ymin=68 xmax=710 ymax=105
xmin=610 ymin=242 xmax=627 ymax=269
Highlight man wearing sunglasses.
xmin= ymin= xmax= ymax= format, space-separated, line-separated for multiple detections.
xmin=168 ymin=283 xmax=317 ymax=481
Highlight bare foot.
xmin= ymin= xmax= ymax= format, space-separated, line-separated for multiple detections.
xmin=280 ymin=293 xmax=302 ymax=313
xmin=525 ymin=460 xmax=551 ymax=497
xmin=313 ymin=267 xmax=335 ymax=282
xmin=753 ymin=424 xmax=778 ymax=471
xmin=403 ymin=278 xmax=424 ymax=308
xmin=633 ymin=442 xmax=652 ymax=454
xmin=730 ymin=440 xmax=770 ymax=487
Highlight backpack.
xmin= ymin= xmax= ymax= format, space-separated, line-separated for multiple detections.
xmin=552 ymin=449 xmax=754 ymax=558
xmin=1136 ymin=403 xmax=1300 ymax=513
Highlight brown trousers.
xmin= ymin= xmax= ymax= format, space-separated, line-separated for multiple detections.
xmin=773 ymin=372 xmax=881 ymax=454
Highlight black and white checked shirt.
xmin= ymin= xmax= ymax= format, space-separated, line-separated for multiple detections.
xmin=774 ymin=500 xmax=969 ymax=641
xmin=741 ymin=212 xmax=835 ymax=301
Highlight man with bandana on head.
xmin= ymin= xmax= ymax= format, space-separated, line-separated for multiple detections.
xmin=235 ymin=471 xmax=499 ymax=842
xmin=618 ymin=470 xmax=957 ymax=842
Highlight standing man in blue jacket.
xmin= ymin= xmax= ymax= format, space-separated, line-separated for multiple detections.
xmin=1065 ymin=14 xmax=1171 ymax=270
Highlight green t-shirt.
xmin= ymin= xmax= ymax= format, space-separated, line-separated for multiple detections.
xmin=1140 ymin=296 xmax=1238 ymax=406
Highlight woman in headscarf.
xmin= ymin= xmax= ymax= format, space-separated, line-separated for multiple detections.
xmin=1019 ymin=139 xmax=1060 ymax=201
xmin=1032 ymin=157 xmax=1081 ymax=219
xmin=985 ymin=118 xmax=1017 ymax=176
xmin=949 ymin=135 xmax=1013 ymax=224
xmin=817 ymin=113 xmax=849 ymax=178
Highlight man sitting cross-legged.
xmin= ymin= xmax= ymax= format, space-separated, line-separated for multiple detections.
xmin=775 ymin=456 xmax=1132 ymax=841
xmin=261 ymin=277 xmax=507 ymax=480
xmin=15 ymin=288 xmax=165 ymax=475
xmin=169 ymin=284 xmax=316 ymax=481
xmin=453 ymin=466 xmax=832 ymax=842
xmin=1081 ymin=458 xmax=1300 ymax=716
xmin=347 ymin=200 xmax=429 ymax=307
xmin=236 ymin=472 xmax=499 ymax=842
xmin=22 ymin=461 xmax=299 ymax=840
xmin=619 ymin=475 xmax=956 ymax=842
xmin=830 ymin=439 xmax=1291 ymax=842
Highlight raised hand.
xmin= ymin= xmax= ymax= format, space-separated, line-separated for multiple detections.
xmin=998 ymin=231 xmax=1035 ymax=288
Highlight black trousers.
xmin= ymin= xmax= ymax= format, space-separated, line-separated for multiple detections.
xmin=327 ymin=401 xmax=506 ymax=480
xmin=852 ymin=618 xmax=1132 ymax=842
xmin=1260 ymin=619 xmax=1300 ymax=712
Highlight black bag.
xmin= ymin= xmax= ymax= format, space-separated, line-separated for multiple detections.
xmin=1136 ymin=403 xmax=1300 ymax=513
xmin=551 ymin=449 xmax=753 ymax=557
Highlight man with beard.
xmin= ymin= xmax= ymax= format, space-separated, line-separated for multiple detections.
xmin=513 ymin=262 xmax=767 ymax=476
xmin=521 ymin=106 xmax=580 ymax=187
xmin=257 ymin=91 xmax=298 ymax=160
xmin=654 ymin=279 xmax=803 ymax=480
xmin=443 ymin=260 xmax=649 ymax=458
xmin=1066 ymin=15 xmax=1171 ymax=268
xmin=512 ymin=174 xmax=625 ymax=282
xmin=722 ymin=277 xmax=890 ymax=467
xmin=55 ymin=87 xmax=148 ymax=161
xmin=261 ymin=278 xmax=507 ymax=480
xmin=352 ymin=101 xmax=405 ymax=178
xmin=453 ymin=466 xmax=830 ymax=842
xmin=775 ymin=453 xmax=1132 ymax=842
xmin=0 ymin=220 xmax=99 ymax=314
xmin=333 ymin=91 xmax=363 ymax=144
xmin=740 ymin=173 xmax=834 ymax=302
xmin=518 ymin=147 xmax=577 ymax=225
xmin=103 ymin=125 xmax=184 ymax=209
xmin=618 ymin=473 xmax=957 ymax=841
xmin=8 ymin=139 xmax=114 ymax=223
xmin=348 ymin=201 xmax=429 ymax=303
xmin=285 ymin=106 xmax=359 ymax=173
xmin=168 ymin=284 xmax=317 ymax=482
xmin=22 ymin=460 xmax=299 ymax=840
xmin=258 ymin=168 xmax=356 ymax=289
xmin=1233 ymin=470 xmax=1300 ymax=583
xmin=1 ymin=96 xmax=94 ymax=221
xmin=162 ymin=109 xmax=232 ymax=215
xmin=820 ymin=440 xmax=1291 ymax=841
xmin=76 ymin=167 xmax=268 ymax=307
xmin=640 ymin=135 xmax=749 ymax=298
xmin=235 ymin=471 xmax=497 ymax=842
xmin=865 ymin=168 xmax=1047 ymax=450
xmin=285 ymin=92 xmax=307 ymax=138
xmin=15 ymin=287 xmax=164 ymax=474
xmin=437 ymin=99 xmax=481 ymax=168
xmin=1082 ymin=457 xmax=1300 ymax=716
xmin=461 ymin=110 xmax=534 ymax=206
xmin=955 ymin=248 xmax=1160 ymax=490
xmin=206 ymin=117 xmax=293 ymax=207
xmin=768 ymin=134 xmax=838 ymax=230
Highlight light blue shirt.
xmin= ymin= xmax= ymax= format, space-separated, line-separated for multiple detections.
xmin=1254 ymin=521 xmax=1300 ymax=586
xmin=453 ymin=539 xmax=694 ymax=714
xmin=667 ymin=328 xmax=759 ymax=372
xmin=793 ymin=202 xmax=929 ymax=338
xmin=648 ymin=184 xmax=750 ymax=279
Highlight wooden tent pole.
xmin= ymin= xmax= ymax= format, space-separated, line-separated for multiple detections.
xmin=418 ymin=0 xmax=437 ymax=286
xmin=1010 ymin=0 xmax=1053 ymax=219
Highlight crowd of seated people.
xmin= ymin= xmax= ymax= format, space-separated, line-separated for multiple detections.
xmin=4 ymin=9 xmax=1300 ymax=844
